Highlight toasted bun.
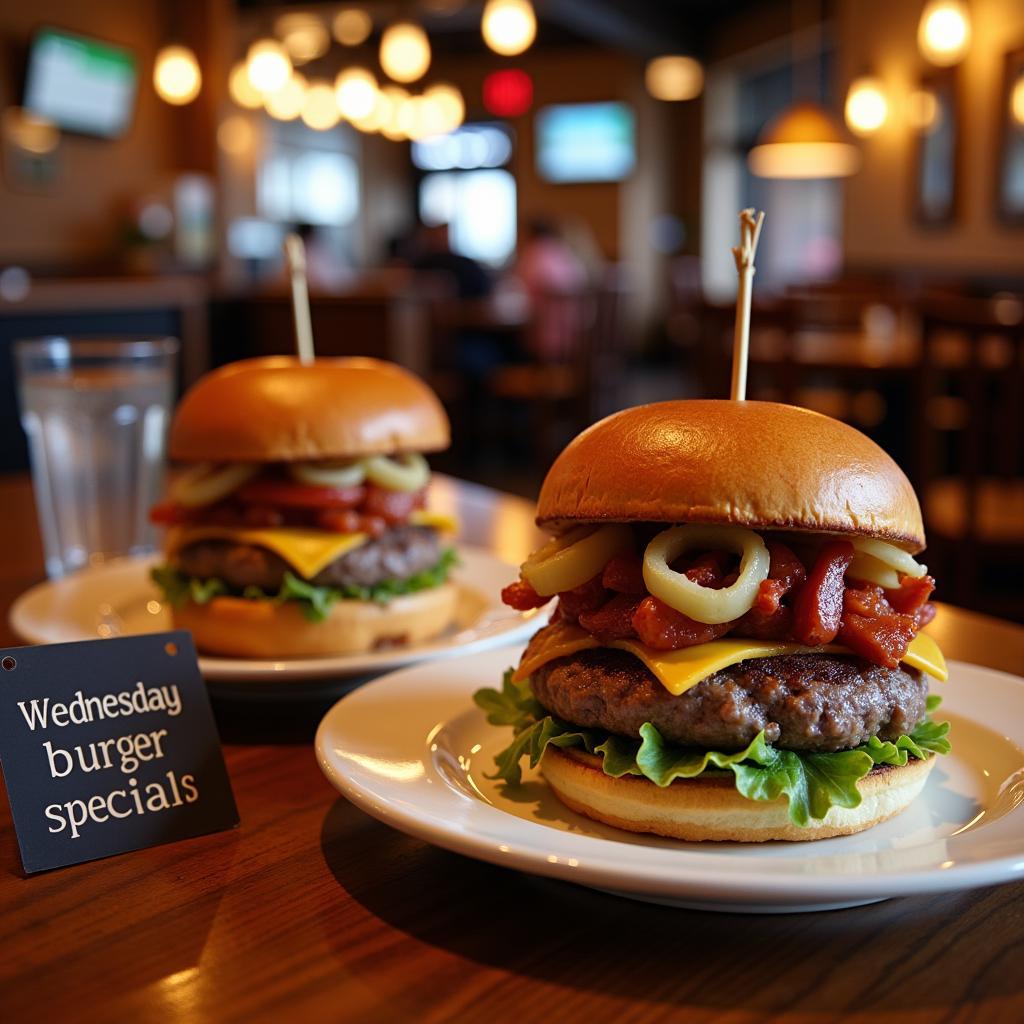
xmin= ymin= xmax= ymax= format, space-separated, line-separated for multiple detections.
xmin=170 ymin=356 xmax=450 ymax=463
xmin=541 ymin=747 xmax=934 ymax=842
xmin=171 ymin=583 xmax=458 ymax=658
xmin=537 ymin=400 xmax=924 ymax=551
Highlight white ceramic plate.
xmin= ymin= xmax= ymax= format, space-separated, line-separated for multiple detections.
xmin=9 ymin=549 xmax=547 ymax=684
xmin=316 ymin=646 xmax=1024 ymax=913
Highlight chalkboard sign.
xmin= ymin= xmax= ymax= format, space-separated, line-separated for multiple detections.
xmin=0 ymin=631 xmax=239 ymax=874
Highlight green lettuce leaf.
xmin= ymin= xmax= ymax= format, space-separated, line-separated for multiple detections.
xmin=150 ymin=547 xmax=458 ymax=624
xmin=473 ymin=672 xmax=952 ymax=828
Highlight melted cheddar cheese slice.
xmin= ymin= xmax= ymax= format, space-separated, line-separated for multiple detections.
xmin=513 ymin=621 xmax=948 ymax=696
xmin=167 ymin=526 xmax=369 ymax=580
xmin=166 ymin=508 xmax=458 ymax=581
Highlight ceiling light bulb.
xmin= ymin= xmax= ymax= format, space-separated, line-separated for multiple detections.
xmin=481 ymin=0 xmax=536 ymax=57
xmin=246 ymin=39 xmax=292 ymax=94
xmin=334 ymin=8 xmax=373 ymax=46
xmin=302 ymin=80 xmax=341 ymax=130
xmin=423 ymin=83 xmax=465 ymax=133
xmin=645 ymin=56 xmax=703 ymax=102
xmin=335 ymin=68 xmax=378 ymax=121
xmin=265 ymin=73 xmax=307 ymax=121
xmin=844 ymin=76 xmax=888 ymax=136
xmin=380 ymin=22 xmax=431 ymax=84
xmin=153 ymin=45 xmax=201 ymax=105
xmin=917 ymin=1 xmax=971 ymax=67
xmin=229 ymin=61 xmax=263 ymax=108
xmin=275 ymin=14 xmax=329 ymax=65
xmin=1012 ymin=76 xmax=1024 ymax=126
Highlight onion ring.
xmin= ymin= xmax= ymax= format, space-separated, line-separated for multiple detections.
xmin=171 ymin=463 xmax=258 ymax=508
xmin=521 ymin=525 xmax=633 ymax=597
xmin=847 ymin=553 xmax=901 ymax=589
xmin=363 ymin=453 xmax=430 ymax=492
xmin=288 ymin=459 xmax=367 ymax=488
xmin=851 ymin=538 xmax=926 ymax=579
xmin=642 ymin=524 xmax=770 ymax=625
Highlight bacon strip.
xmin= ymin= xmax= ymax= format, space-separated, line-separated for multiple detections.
xmin=601 ymin=553 xmax=646 ymax=594
xmin=578 ymin=594 xmax=643 ymax=641
xmin=501 ymin=580 xmax=549 ymax=610
xmin=631 ymin=596 xmax=732 ymax=651
xmin=791 ymin=541 xmax=855 ymax=646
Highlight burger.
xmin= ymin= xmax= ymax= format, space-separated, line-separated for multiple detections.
xmin=149 ymin=356 xmax=458 ymax=658
xmin=475 ymin=400 xmax=950 ymax=841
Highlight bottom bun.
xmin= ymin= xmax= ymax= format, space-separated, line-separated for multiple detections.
xmin=540 ymin=746 xmax=935 ymax=842
xmin=171 ymin=583 xmax=458 ymax=658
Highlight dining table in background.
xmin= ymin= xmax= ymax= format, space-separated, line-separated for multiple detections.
xmin=1 ymin=472 xmax=1023 ymax=1023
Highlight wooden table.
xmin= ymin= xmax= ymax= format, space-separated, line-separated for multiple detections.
xmin=2 ymin=474 xmax=1023 ymax=1024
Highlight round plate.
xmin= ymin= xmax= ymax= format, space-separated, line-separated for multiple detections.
xmin=316 ymin=646 xmax=1024 ymax=913
xmin=9 ymin=548 xmax=547 ymax=683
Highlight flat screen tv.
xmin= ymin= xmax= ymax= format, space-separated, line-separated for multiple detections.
xmin=534 ymin=101 xmax=635 ymax=183
xmin=23 ymin=28 xmax=137 ymax=138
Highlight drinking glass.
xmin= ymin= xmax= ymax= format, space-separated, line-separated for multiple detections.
xmin=15 ymin=337 xmax=179 ymax=578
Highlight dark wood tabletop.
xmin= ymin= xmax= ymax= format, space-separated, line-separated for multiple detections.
xmin=1 ymin=473 xmax=1023 ymax=1024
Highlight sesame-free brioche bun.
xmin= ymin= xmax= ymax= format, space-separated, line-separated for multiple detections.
xmin=536 ymin=400 xmax=925 ymax=552
xmin=541 ymin=747 xmax=934 ymax=842
xmin=170 ymin=356 xmax=450 ymax=463
xmin=169 ymin=582 xmax=458 ymax=658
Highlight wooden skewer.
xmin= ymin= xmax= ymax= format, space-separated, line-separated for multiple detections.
xmin=284 ymin=233 xmax=315 ymax=366
xmin=729 ymin=208 xmax=765 ymax=401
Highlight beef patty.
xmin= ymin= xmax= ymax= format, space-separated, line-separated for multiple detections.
xmin=174 ymin=525 xmax=442 ymax=590
xmin=529 ymin=646 xmax=928 ymax=753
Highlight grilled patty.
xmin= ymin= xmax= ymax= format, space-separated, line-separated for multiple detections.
xmin=529 ymin=645 xmax=928 ymax=753
xmin=174 ymin=525 xmax=442 ymax=590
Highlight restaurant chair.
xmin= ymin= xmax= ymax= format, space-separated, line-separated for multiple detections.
xmin=914 ymin=298 xmax=1024 ymax=620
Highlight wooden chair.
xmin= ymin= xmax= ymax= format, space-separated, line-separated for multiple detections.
xmin=914 ymin=297 xmax=1024 ymax=620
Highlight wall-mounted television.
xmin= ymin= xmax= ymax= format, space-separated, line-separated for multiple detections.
xmin=23 ymin=28 xmax=137 ymax=138
xmin=534 ymin=101 xmax=635 ymax=184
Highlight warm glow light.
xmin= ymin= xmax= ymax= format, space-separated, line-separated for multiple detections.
xmin=275 ymin=13 xmax=329 ymax=64
xmin=335 ymin=67 xmax=378 ymax=120
xmin=218 ymin=115 xmax=253 ymax=155
xmin=908 ymin=88 xmax=940 ymax=131
xmin=334 ymin=8 xmax=373 ymax=46
xmin=645 ymin=55 xmax=703 ymax=101
xmin=749 ymin=102 xmax=860 ymax=178
xmin=2 ymin=108 xmax=59 ymax=154
xmin=302 ymin=80 xmax=341 ymax=130
xmin=229 ymin=61 xmax=263 ymax=108
xmin=379 ymin=85 xmax=410 ymax=139
xmin=844 ymin=76 xmax=888 ymax=136
xmin=153 ymin=45 xmax=201 ymax=105
xmin=246 ymin=39 xmax=292 ymax=94
xmin=380 ymin=22 xmax=431 ymax=83
xmin=917 ymin=1 xmax=971 ymax=67
xmin=423 ymin=83 xmax=465 ymax=133
xmin=481 ymin=0 xmax=536 ymax=57
xmin=1012 ymin=76 xmax=1024 ymax=126
xmin=265 ymin=73 xmax=307 ymax=121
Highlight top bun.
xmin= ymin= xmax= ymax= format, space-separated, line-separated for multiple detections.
xmin=170 ymin=356 xmax=450 ymax=463
xmin=536 ymin=400 xmax=925 ymax=552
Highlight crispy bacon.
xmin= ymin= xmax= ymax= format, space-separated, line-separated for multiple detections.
xmin=578 ymin=594 xmax=643 ymax=641
xmin=601 ymin=553 xmax=646 ymax=594
xmin=749 ymin=541 xmax=807 ymax=616
xmin=884 ymin=574 xmax=936 ymax=615
xmin=631 ymin=596 xmax=733 ymax=651
xmin=839 ymin=582 xmax=918 ymax=667
xmin=557 ymin=574 xmax=610 ymax=623
xmin=362 ymin=484 xmax=427 ymax=525
xmin=679 ymin=550 xmax=734 ymax=589
xmin=501 ymin=580 xmax=549 ymax=610
xmin=791 ymin=541 xmax=855 ymax=646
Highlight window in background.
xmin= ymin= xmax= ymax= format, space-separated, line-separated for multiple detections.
xmin=702 ymin=40 xmax=841 ymax=298
xmin=415 ymin=122 xmax=517 ymax=266
xmin=419 ymin=169 xmax=517 ymax=266
xmin=258 ymin=148 xmax=359 ymax=226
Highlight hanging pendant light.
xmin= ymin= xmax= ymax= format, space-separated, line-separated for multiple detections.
xmin=749 ymin=102 xmax=860 ymax=178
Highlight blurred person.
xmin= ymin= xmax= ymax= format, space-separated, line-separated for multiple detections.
xmin=411 ymin=222 xmax=493 ymax=300
xmin=516 ymin=217 xmax=588 ymax=362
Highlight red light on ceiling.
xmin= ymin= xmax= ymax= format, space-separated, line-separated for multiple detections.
xmin=483 ymin=69 xmax=533 ymax=118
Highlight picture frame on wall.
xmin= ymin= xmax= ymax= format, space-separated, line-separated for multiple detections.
xmin=996 ymin=45 xmax=1024 ymax=226
xmin=913 ymin=67 xmax=958 ymax=226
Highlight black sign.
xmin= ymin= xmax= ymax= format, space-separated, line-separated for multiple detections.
xmin=0 ymin=631 xmax=239 ymax=874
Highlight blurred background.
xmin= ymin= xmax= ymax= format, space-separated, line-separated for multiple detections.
xmin=0 ymin=0 xmax=1022 ymax=620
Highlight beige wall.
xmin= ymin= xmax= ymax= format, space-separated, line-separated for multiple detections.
xmin=839 ymin=0 xmax=1024 ymax=274
xmin=0 ymin=0 xmax=218 ymax=269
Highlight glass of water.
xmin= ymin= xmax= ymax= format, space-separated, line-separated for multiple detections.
xmin=15 ymin=338 xmax=179 ymax=578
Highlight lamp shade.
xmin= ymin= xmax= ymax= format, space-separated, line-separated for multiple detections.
xmin=748 ymin=102 xmax=860 ymax=179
